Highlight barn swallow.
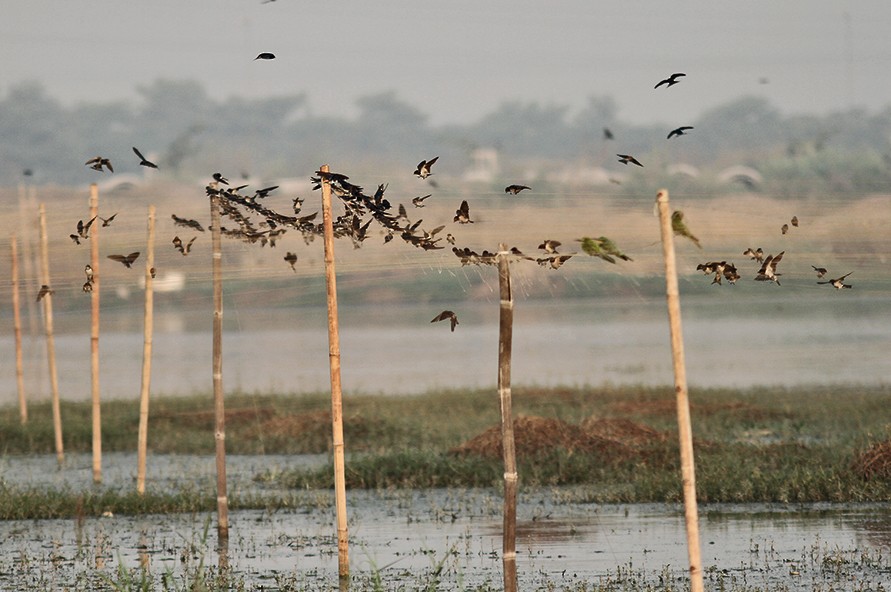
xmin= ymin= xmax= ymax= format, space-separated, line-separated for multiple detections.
xmin=70 ymin=234 xmax=81 ymax=245
xmin=754 ymin=251 xmax=784 ymax=285
xmin=84 ymin=264 xmax=94 ymax=283
xmin=36 ymin=284 xmax=54 ymax=301
xmin=667 ymin=126 xmax=694 ymax=139
xmin=655 ymin=72 xmax=686 ymax=89
xmin=818 ymin=272 xmax=853 ymax=290
xmin=254 ymin=52 xmax=276 ymax=60
xmin=254 ymin=185 xmax=279 ymax=199
xmin=671 ymin=210 xmax=701 ymax=248
xmin=431 ymin=310 xmax=458 ymax=332
xmin=812 ymin=265 xmax=828 ymax=278
xmin=538 ymin=239 xmax=561 ymax=254
xmin=85 ymin=156 xmax=113 ymax=173
xmin=414 ymin=157 xmax=438 ymax=179
xmin=100 ymin=213 xmax=117 ymax=227
xmin=446 ymin=233 xmax=456 ymax=245
xmin=505 ymin=184 xmax=531 ymax=195
xmin=75 ymin=216 xmax=97 ymax=240
xmin=172 ymin=236 xmax=196 ymax=255
xmin=107 ymin=252 xmax=140 ymax=268
xmin=781 ymin=223 xmax=789 ymax=235
xmin=212 ymin=173 xmax=229 ymax=185
xmin=743 ymin=247 xmax=764 ymax=263
xmin=617 ymin=154 xmax=643 ymax=167
xmin=537 ymin=254 xmax=572 ymax=269
xmin=577 ymin=236 xmax=632 ymax=263
xmin=412 ymin=194 xmax=431 ymax=207
xmin=132 ymin=147 xmax=158 ymax=169
xmin=171 ymin=214 xmax=205 ymax=232
xmin=453 ymin=200 xmax=473 ymax=224
xmin=791 ymin=215 xmax=799 ymax=227
xmin=284 ymin=252 xmax=298 ymax=271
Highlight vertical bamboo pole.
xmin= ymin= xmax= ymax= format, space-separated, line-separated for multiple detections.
xmin=10 ymin=234 xmax=27 ymax=424
xmin=319 ymin=164 xmax=350 ymax=580
xmin=210 ymin=190 xmax=229 ymax=538
xmin=655 ymin=189 xmax=704 ymax=592
xmin=89 ymin=184 xmax=102 ymax=484
xmin=496 ymin=248 xmax=518 ymax=592
xmin=137 ymin=205 xmax=156 ymax=495
xmin=38 ymin=204 xmax=64 ymax=466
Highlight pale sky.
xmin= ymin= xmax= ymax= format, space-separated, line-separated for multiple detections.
xmin=3 ymin=1 xmax=890 ymax=126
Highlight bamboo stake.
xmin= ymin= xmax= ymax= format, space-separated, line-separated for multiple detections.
xmin=10 ymin=234 xmax=27 ymax=424
xmin=210 ymin=190 xmax=229 ymax=538
xmin=496 ymin=248 xmax=518 ymax=592
xmin=320 ymin=164 xmax=350 ymax=580
xmin=38 ymin=203 xmax=64 ymax=466
xmin=89 ymin=184 xmax=102 ymax=484
xmin=136 ymin=205 xmax=156 ymax=495
xmin=655 ymin=189 xmax=704 ymax=592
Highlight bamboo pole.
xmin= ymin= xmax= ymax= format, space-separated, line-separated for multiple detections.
xmin=655 ymin=189 xmax=704 ymax=592
xmin=496 ymin=248 xmax=518 ymax=592
xmin=10 ymin=234 xmax=27 ymax=424
xmin=136 ymin=205 xmax=156 ymax=495
xmin=89 ymin=184 xmax=102 ymax=484
xmin=210 ymin=191 xmax=229 ymax=538
xmin=320 ymin=164 xmax=350 ymax=580
xmin=38 ymin=204 xmax=64 ymax=466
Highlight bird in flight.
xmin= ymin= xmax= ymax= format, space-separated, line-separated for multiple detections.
xmin=108 ymin=252 xmax=140 ymax=268
xmin=453 ymin=200 xmax=473 ymax=224
xmin=617 ymin=154 xmax=643 ymax=167
xmin=538 ymin=239 xmax=561 ymax=254
xmin=818 ymin=272 xmax=853 ymax=290
xmin=100 ymin=213 xmax=117 ymax=227
xmin=655 ymin=72 xmax=686 ymax=89
xmin=781 ymin=223 xmax=789 ymax=235
xmin=171 ymin=214 xmax=205 ymax=232
xmin=667 ymin=126 xmax=694 ymax=139
xmin=603 ymin=127 xmax=614 ymax=140
xmin=132 ymin=147 xmax=158 ymax=169
xmin=172 ymin=236 xmax=196 ymax=256
xmin=671 ymin=210 xmax=702 ymax=248
xmin=504 ymin=184 xmax=531 ymax=195
xmin=537 ymin=254 xmax=573 ymax=270
xmin=743 ymin=247 xmax=764 ymax=263
xmin=254 ymin=52 xmax=276 ymax=60
xmin=36 ymin=284 xmax=54 ymax=302
xmin=414 ymin=157 xmax=439 ymax=179
xmin=412 ymin=194 xmax=431 ymax=208
xmin=284 ymin=252 xmax=298 ymax=271
xmin=85 ymin=156 xmax=113 ymax=173
xmin=431 ymin=310 xmax=459 ymax=332
xmin=754 ymin=251 xmax=784 ymax=285
xmin=811 ymin=265 xmax=828 ymax=278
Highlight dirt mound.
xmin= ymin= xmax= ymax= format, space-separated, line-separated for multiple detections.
xmin=852 ymin=439 xmax=891 ymax=480
xmin=581 ymin=417 xmax=667 ymax=447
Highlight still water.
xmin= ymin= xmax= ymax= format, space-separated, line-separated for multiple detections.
xmin=2 ymin=294 xmax=889 ymax=403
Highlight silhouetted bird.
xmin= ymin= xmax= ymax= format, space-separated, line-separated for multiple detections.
xmin=505 ymin=184 xmax=531 ymax=195
xmin=171 ymin=214 xmax=205 ymax=232
xmin=453 ymin=200 xmax=473 ymax=224
xmin=781 ymin=223 xmax=789 ymax=235
xmin=667 ymin=126 xmax=694 ymax=139
xmin=617 ymin=154 xmax=643 ymax=167
xmin=107 ymin=252 xmax=140 ymax=268
xmin=132 ymin=147 xmax=158 ymax=169
xmin=254 ymin=52 xmax=275 ymax=60
xmin=818 ymin=272 xmax=853 ymax=290
xmin=603 ymin=127 xmax=614 ymax=140
xmin=172 ymin=236 xmax=196 ymax=256
xmin=85 ymin=156 xmax=113 ymax=173
xmin=23 ymin=168 xmax=33 ymax=177
xmin=431 ymin=310 xmax=459 ymax=332
xmin=284 ymin=252 xmax=298 ymax=271
xmin=254 ymin=185 xmax=279 ymax=199
xmin=212 ymin=173 xmax=229 ymax=185
xmin=414 ymin=157 xmax=439 ymax=179
xmin=812 ymin=265 xmax=828 ymax=278
xmin=100 ymin=213 xmax=117 ymax=227
xmin=671 ymin=210 xmax=701 ymax=248
xmin=36 ymin=285 xmax=54 ymax=301
xmin=754 ymin=251 xmax=784 ymax=285
xmin=655 ymin=72 xmax=686 ymax=88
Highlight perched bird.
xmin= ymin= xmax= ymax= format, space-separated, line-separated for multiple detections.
xmin=412 ymin=194 xmax=431 ymax=208
xmin=791 ymin=215 xmax=799 ymax=227
xmin=781 ymin=223 xmax=789 ymax=235
xmin=538 ymin=239 xmax=561 ymax=254
xmin=667 ymin=126 xmax=694 ymax=139
xmin=743 ymin=247 xmax=764 ymax=263
xmin=84 ymin=264 xmax=94 ymax=283
xmin=617 ymin=154 xmax=643 ymax=167
xmin=212 ymin=172 xmax=229 ymax=185
xmin=284 ymin=252 xmax=298 ymax=271
xmin=453 ymin=200 xmax=473 ymax=224
xmin=818 ymin=272 xmax=853 ymax=290
xmin=655 ymin=72 xmax=686 ymax=89
xmin=671 ymin=210 xmax=701 ymax=248
xmin=254 ymin=52 xmax=276 ymax=60
xmin=82 ymin=281 xmax=93 ymax=293
xmin=36 ymin=284 xmax=54 ymax=301
xmin=537 ymin=254 xmax=573 ymax=269
xmin=577 ymin=236 xmax=632 ymax=263
xmin=754 ymin=251 xmax=784 ymax=285
xmin=85 ymin=156 xmax=113 ymax=173
xmin=812 ymin=265 xmax=828 ymax=278
xmin=171 ymin=214 xmax=205 ymax=232
xmin=603 ymin=127 xmax=614 ymax=140
xmin=132 ymin=147 xmax=158 ymax=169
xmin=431 ymin=310 xmax=459 ymax=332
xmin=414 ymin=156 xmax=439 ymax=179
xmin=100 ymin=213 xmax=117 ymax=227
xmin=172 ymin=236 xmax=196 ymax=255
xmin=107 ymin=252 xmax=140 ymax=268
xmin=504 ymin=184 xmax=531 ymax=195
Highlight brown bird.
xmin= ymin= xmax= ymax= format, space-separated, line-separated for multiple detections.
xmin=431 ymin=310 xmax=459 ymax=332
xmin=100 ymin=213 xmax=117 ymax=227
xmin=284 ymin=252 xmax=298 ymax=271
xmin=85 ymin=156 xmax=113 ymax=173
xmin=414 ymin=157 xmax=439 ymax=179
xmin=108 ymin=252 xmax=140 ymax=268
xmin=453 ymin=200 xmax=473 ymax=224
xmin=171 ymin=214 xmax=205 ymax=232
xmin=36 ymin=284 xmax=54 ymax=301
xmin=132 ymin=147 xmax=158 ymax=169
xmin=655 ymin=72 xmax=686 ymax=89
xmin=791 ymin=215 xmax=799 ymax=227
xmin=617 ymin=154 xmax=643 ymax=167
xmin=818 ymin=272 xmax=853 ymax=290
xmin=754 ymin=251 xmax=784 ymax=285
xmin=743 ymin=247 xmax=764 ymax=263
xmin=537 ymin=254 xmax=572 ymax=269
xmin=781 ymin=223 xmax=789 ymax=235
xmin=172 ymin=236 xmax=196 ymax=255
xmin=412 ymin=194 xmax=431 ymax=208
xmin=538 ymin=239 xmax=561 ymax=254
xmin=504 ymin=184 xmax=531 ymax=195
xmin=812 ymin=265 xmax=828 ymax=278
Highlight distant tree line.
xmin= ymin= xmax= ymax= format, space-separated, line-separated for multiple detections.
xmin=2 ymin=79 xmax=891 ymax=196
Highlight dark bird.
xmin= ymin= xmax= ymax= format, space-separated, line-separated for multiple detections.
xmin=505 ymin=184 xmax=531 ymax=195
xmin=754 ymin=251 xmax=784 ymax=285
xmin=671 ymin=210 xmax=701 ymax=248
xmin=743 ymin=247 xmax=764 ymax=263
xmin=537 ymin=254 xmax=573 ymax=270
xmin=23 ymin=168 xmax=33 ymax=177
xmin=414 ymin=157 xmax=439 ymax=179
xmin=172 ymin=236 xmax=196 ymax=256
xmin=100 ymin=213 xmax=117 ymax=227
xmin=655 ymin=72 xmax=686 ymax=89
xmin=284 ymin=252 xmax=298 ymax=271
xmin=132 ymin=147 xmax=158 ymax=169
xmin=812 ymin=265 xmax=828 ymax=278
xmin=83 ymin=281 xmax=93 ymax=293
xmin=538 ymin=239 xmax=561 ymax=254
xmin=667 ymin=126 xmax=694 ymax=139
xmin=431 ymin=310 xmax=459 ymax=332
xmin=36 ymin=284 xmax=54 ymax=301
xmin=212 ymin=172 xmax=229 ymax=185
xmin=603 ymin=127 xmax=614 ymax=140
xmin=818 ymin=271 xmax=853 ymax=290
xmin=412 ymin=194 xmax=431 ymax=208
xmin=85 ymin=156 xmax=113 ymax=173
xmin=108 ymin=252 xmax=140 ymax=268
xmin=578 ymin=236 xmax=633 ymax=263
xmin=254 ymin=185 xmax=279 ymax=199
xmin=791 ymin=215 xmax=799 ymax=227
xmin=781 ymin=223 xmax=789 ymax=235
xmin=254 ymin=52 xmax=276 ymax=60
xmin=171 ymin=214 xmax=205 ymax=232
xmin=76 ymin=216 xmax=97 ymax=240
xmin=617 ymin=154 xmax=643 ymax=167
xmin=70 ymin=234 xmax=81 ymax=245
xmin=453 ymin=200 xmax=473 ymax=224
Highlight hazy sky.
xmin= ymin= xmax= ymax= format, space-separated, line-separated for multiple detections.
xmin=3 ymin=1 xmax=890 ymax=126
